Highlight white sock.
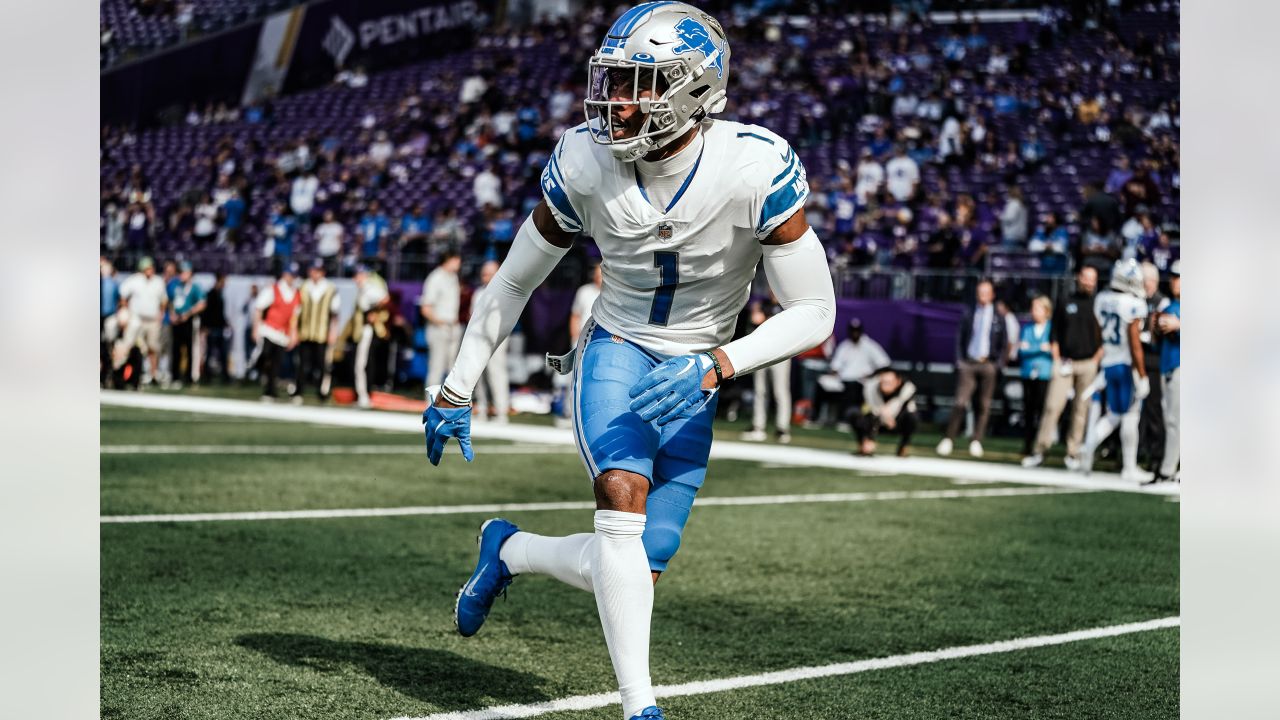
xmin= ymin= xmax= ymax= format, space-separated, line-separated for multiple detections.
xmin=499 ymin=531 xmax=595 ymax=592
xmin=592 ymin=510 xmax=656 ymax=719
xmin=1084 ymin=411 xmax=1116 ymax=472
xmin=1120 ymin=409 xmax=1141 ymax=473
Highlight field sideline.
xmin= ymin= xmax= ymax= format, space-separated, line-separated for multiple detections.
xmin=100 ymin=391 xmax=1180 ymax=497
xmin=100 ymin=396 xmax=1179 ymax=719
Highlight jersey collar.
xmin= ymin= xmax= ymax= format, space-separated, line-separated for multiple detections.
xmin=633 ymin=130 xmax=706 ymax=215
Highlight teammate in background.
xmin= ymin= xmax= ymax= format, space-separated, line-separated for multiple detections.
xmin=556 ymin=260 xmax=603 ymax=427
xmin=1079 ymin=259 xmax=1152 ymax=481
xmin=471 ymin=260 xmax=511 ymax=423
xmin=1152 ymin=260 xmax=1180 ymax=483
xmin=422 ymin=5 xmax=836 ymax=719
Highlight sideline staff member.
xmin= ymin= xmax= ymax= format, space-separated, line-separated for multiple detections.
xmin=1023 ymin=266 xmax=1103 ymax=468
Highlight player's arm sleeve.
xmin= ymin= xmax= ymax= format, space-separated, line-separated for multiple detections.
xmin=442 ymin=215 xmax=569 ymax=400
xmin=719 ymin=227 xmax=836 ymax=376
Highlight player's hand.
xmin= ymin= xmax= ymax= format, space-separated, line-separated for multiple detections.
xmin=628 ymin=353 xmax=716 ymax=426
xmin=422 ymin=385 xmax=475 ymax=465
xmin=1135 ymin=373 xmax=1151 ymax=400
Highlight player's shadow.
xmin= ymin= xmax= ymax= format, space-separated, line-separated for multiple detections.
xmin=235 ymin=633 xmax=551 ymax=710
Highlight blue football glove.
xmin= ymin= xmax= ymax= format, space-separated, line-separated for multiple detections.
xmin=422 ymin=386 xmax=475 ymax=466
xmin=628 ymin=353 xmax=716 ymax=426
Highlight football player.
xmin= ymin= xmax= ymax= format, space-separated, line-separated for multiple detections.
xmin=421 ymin=4 xmax=836 ymax=719
xmin=1079 ymin=258 xmax=1153 ymax=481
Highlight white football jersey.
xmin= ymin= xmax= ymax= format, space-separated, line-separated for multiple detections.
xmin=541 ymin=118 xmax=808 ymax=356
xmin=1094 ymin=289 xmax=1146 ymax=368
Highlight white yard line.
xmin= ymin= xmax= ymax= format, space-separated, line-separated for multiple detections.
xmin=101 ymin=444 xmax=575 ymax=455
xmin=393 ymin=616 xmax=1180 ymax=720
xmin=100 ymin=391 xmax=1180 ymax=496
xmin=99 ymin=486 xmax=1088 ymax=524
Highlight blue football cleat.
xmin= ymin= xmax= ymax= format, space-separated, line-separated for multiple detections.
xmin=630 ymin=707 xmax=665 ymax=720
xmin=453 ymin=518 xmax=520 ymax=637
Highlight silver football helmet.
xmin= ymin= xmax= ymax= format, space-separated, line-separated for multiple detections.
xmin=1110 ymin=258 xmax=1146 ymax=298
xmin=584 ymin=2 xmax=731 ymax=162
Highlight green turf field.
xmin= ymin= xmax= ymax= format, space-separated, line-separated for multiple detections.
xmin=100 ymin=403 xmax=1179 ymax=719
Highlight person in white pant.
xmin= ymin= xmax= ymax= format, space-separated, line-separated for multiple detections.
xmin=471 ymin=261 xmax=510 ymax=423
xmin=555 ymin=262 xmax=603 ymax=427
xmin=117 ymin=256 xmax=168 ymax=384
xmin=741 ymin=294 xmax=792 ymax=443
xmin=421 ymin=250 xmax=463 ymax=392
xmin=1152 ymin=261 xmax=1180 ymax=482
xmin=352 ymin=266 xmax=389 ymax=408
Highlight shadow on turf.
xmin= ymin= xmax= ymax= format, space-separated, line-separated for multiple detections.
xmin=236 ymin=633 xmax=551 ymax=709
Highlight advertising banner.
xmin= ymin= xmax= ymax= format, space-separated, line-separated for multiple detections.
xmin=283 ymin=0 xmax=493 ymax=91
xmin=102 ymin=0 xmax=493 ymax=128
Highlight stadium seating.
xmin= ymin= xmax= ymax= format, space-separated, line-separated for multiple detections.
xmin=100 ymin=0 xmax=298 ymax=66
xmin=100 ymin=3 xmax=1180 ymax=282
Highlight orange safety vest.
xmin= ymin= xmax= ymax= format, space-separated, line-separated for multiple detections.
xmin=264 ymin=283 xmax=300 ymax=334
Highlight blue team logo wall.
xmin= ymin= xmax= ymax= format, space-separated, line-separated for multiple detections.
xmin=671 ymin=17 xmax=724 ymax=79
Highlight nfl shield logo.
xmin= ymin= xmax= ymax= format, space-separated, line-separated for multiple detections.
xmin=656 ymin=221 xmax=674 ymax=241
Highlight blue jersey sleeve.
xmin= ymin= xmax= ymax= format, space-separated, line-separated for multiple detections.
xmin=742 ymin=127 xmax=809 ymax=239
xmin=540 ymin=131 xmax=587 ymax=234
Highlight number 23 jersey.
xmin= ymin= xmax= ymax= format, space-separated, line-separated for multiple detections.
xmin=540 ymin=118 xmax=809 ymax=357
xmin=1094 ymin=289 xmax=1146 ymax=368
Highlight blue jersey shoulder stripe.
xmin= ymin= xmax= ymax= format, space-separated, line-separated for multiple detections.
xmin=736 ymin=131 xmax=775 ymax=144
xmin=770 ymin=151 xmax=799 ymax=186
xmin=757 ymin=168 xmax=809 ymax=234
xmin=541 ymin=154 xmax=583 ymax=230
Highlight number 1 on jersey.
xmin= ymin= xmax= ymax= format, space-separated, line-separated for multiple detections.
xmin=649 ymin=251 xmax=679 ymax=326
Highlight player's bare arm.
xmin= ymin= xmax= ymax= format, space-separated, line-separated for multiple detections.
xmin=532 ymin=199 xmax=576 ymax=249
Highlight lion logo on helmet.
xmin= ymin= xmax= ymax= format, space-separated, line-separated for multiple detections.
xmin=672 ymin=17 xmax=724 ymax=79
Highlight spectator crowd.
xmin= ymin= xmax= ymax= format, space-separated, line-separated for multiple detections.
xmin=99 ymin=1 xmax=1180 ymax=479
xmin=102 ymin=2 xmax=1179 ymax=309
